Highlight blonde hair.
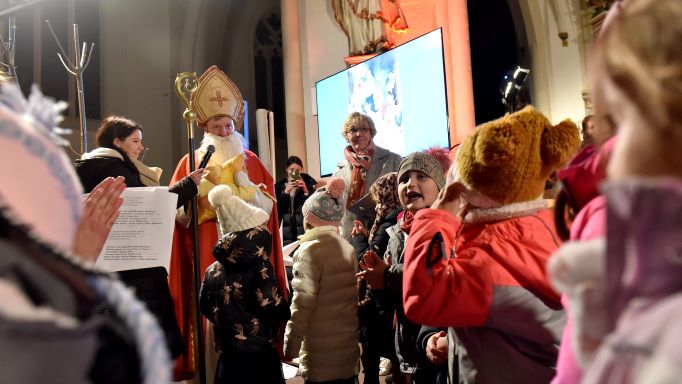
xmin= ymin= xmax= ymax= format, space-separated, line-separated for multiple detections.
xmin=590 ymin=0 xmax=682 ymax=136
xmin=341 ymin=112 xmax=377 ymax=139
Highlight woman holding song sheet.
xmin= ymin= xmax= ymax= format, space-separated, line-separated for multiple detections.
xmin=74 ymin=115 xmax=204 ymax=358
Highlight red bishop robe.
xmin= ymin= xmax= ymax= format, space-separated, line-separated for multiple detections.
xmin=168 ymin=149 xmax=286 ymax=380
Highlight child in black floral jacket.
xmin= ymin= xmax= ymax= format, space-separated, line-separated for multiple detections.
xmin=200 ymin=185 xmax=290 ymax=384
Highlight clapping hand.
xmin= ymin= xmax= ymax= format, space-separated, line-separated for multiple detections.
xmin=356 ymin=250 xmax=387 ymax=289
xmin=73 ymin=176 xmax=126 ymax=262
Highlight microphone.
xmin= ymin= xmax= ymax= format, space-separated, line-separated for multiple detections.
xmin=197 ymin=145 xmax=215 ymax=169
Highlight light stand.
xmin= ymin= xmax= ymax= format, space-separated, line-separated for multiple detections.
xmin=500 ymin=66 xmax=530 ymax=114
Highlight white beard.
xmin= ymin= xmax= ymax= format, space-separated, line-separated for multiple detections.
xmin=199 ymin=132 xmax=245 ymax=165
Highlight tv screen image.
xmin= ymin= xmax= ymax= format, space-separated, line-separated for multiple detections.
xmin=316 ymin=28 xmax=450 ymax=176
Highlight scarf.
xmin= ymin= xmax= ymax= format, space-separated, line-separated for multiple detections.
xmin=344 ymin=142 xmax=375 ymax=208
xmin=400 ymin=210 xmax=415 ymax=235
xmin=131 ymin=158 xmax=162 ymax=187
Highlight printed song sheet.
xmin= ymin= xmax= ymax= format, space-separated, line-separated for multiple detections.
xmin=95 ymin=187 xmax=178 ymax=272
xmin=282 ymin=240 xmax=300 ymax=267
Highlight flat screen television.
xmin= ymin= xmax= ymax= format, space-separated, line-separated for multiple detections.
xmin=316 ymin=28 xmax=450 ymax=177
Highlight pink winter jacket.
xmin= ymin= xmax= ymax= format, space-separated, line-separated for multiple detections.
xmin=551 ymin=178 xmax=682 ymax=383
xmin=551 ymin=140 xmax=613 ymax=384
xmin=552 ymin=196 xmax=606 ymax=384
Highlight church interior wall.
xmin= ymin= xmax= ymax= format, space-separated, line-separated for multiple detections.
xmin=298 ymin=0 xmax=349 ymax=180
xmin=518 ymin=0 xmax=588 ymax=125
xmin=99 ymin=0 xmax=175 ymax=182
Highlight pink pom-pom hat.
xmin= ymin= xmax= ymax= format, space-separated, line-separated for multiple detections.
xmin=302 ymin=177 xmax=346 ymax=228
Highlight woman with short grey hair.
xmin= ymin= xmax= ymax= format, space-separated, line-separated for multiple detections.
xmin=333 ymin=112 xmax=402 ymax=240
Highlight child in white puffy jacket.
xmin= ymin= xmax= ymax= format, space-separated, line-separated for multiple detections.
xmin=283 ymin=177 xmax=360 ymax=384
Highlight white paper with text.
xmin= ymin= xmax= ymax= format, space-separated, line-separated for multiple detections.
xmin=95 ymin=187 xmax=178 ymax=272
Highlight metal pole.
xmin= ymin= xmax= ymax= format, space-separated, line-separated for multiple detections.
xmin=186 ymin=118 xmax=206 ymax=384
xmin=45 ymin=19 xmax=94 ymax=155
xmin=75 ymin=72 xmax=86 ymax=152
xmin=72 ymin=24 xmax=87 ymax=153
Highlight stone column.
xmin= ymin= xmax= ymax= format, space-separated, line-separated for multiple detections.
xmin=281 ymin=0 xmax=308 ymax=166
xmin=436 ymin=0 xmax=476 ymax=143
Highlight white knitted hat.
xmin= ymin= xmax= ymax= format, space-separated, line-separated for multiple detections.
xmin=208 ymin=185 xmax=269 ymax=234
xmin=0 ymin=84 xmax=82 ymax=252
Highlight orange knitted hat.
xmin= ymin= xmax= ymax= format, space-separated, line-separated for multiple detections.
xmin=456 ymin=106 xmax=580 ymax=205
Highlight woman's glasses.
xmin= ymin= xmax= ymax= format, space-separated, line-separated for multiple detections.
xmin=348 ymin=126 xmax=370 ymax=135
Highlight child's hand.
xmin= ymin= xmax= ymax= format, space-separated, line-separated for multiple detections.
xmin=357 ymin=250 xmax=387 ymax=289
xmin=432 ymin=181 xmax=468 ymax=218
xmin=73 ymin=176 xmax=125 ymax=262
xmin=351 ymin=220 xmax=368 ymax=238
xmin=426 ymin=330 xmax=448 ymax=365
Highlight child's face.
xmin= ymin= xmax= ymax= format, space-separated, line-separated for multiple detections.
xmin=601 ymin=77 xmax=674 ymax=180
xmin=398 ymin=170 xmax=440 ymax=213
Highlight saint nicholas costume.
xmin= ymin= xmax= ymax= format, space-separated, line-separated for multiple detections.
xmin=168 ymin=66 xmax=286 ymax=379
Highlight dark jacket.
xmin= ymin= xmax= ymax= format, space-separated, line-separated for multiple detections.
xmin=75 ymin=155 xmax=197 ymax=209
xmin=75 ymin=155 xmax=144 ymax=191
xmin=275 ymin=173 xmax=317 ymax=245
xmin=350 ymin=208 xmax=401 ymax=261
xmin=381 ymin=219 xmax=423 ymax=375
xmin=200 ymin=225 xmax=290 ymax=354
xmin=352 ymin=208 xmax=400 ymax=335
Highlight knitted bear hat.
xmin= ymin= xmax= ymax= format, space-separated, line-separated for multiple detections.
xmin=208 ymin=184 xmax=269 ymax=235
xmin=456 ymin=106 xmax=581 ymax=205
xmin=302 ymin=177 xmax=346 ymax=228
